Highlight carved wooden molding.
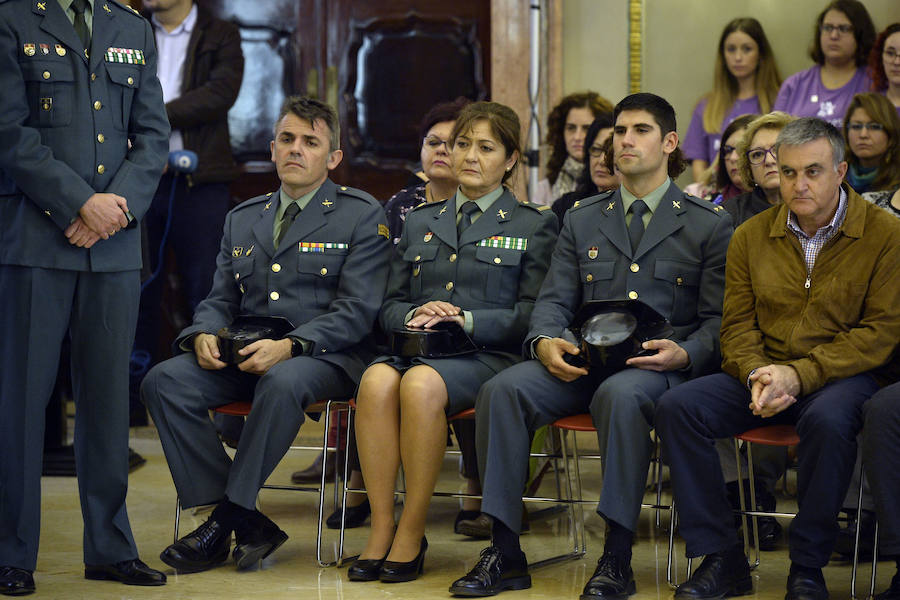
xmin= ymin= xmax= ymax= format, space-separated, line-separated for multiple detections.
xmin=628 ymin=0 xmax=642 ymax=93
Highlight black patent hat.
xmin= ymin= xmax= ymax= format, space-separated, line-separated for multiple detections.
xmin=217 ymin=315 xmax=295 ymax=364
xmin=390 ymin=321 xmax=478 ymax=358
xmin=567 ymin=299 xmax=674 ymax=370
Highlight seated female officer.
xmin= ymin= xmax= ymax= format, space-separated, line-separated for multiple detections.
xmin=348 ymin=101 xmax=558 ymax=583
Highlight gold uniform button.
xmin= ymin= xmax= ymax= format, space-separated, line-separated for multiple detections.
xmin=42 ymin=71 xmax=50 ymax=80
xmin=586 ymin=274 xmax=593 ymax=282
xmin=93 ymin=100 xmax=102 ymax=110
xmin=630 ymin=263 xmax=639 ymax=273
xmin=628 ymin=290 xmax=638 ymax=300
xmin=271 ymin=263 xmax=281 ymax=273
xmin=127 ymin=76 xmax=134 ymax=85
xmin=493 ymin=257 xmax=502 ymax=264
xmin=446 ymin=281 xmax=454 ymax=291
xmin=415 ymin=255 xmax=421 ymax=262
xmin=449 ymin=253 xmax=457 ymax=262
xmin=340 ymin=186 xmax=347 ymax=191
xmin=234 ymin=273 xmax=240 ymax=280
xmin=320 ymin=267 xmax=328 ymax=276
xmin=91 ymin=73 xmax=96 ymax=81
xmin=97 ymin=164 xmax=105 ymax=174
xmin=97 ymin=133 xmax=105 ymax=143
xmin=676 ymin=276 xmax=684 ymax=285
xmin=270 ymin=291 xmax=280 ymax=301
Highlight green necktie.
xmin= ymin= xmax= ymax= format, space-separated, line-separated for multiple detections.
xmin=275 ymin=202 xmax=301 ymax=249
xmin=628 ymin=199 xmax=648 ymax=254
xmin=457 ymin=201 xmax=479 ymax=238
xmin=72 ymin=0 xmax=90 ymax=53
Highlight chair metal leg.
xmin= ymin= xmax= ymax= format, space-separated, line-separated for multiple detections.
xmin=315 ymin=399 xmax=334 ymax=567
xmin=851 ymin=465 xmax=879 ymax=600
xmin=744 ymin=442 xmax=761 ymax=569
xmin=666 ymin=500 xmax=678 ymax=588
xmin=174 ymin=496 xmax=181 ymax=544
xmin=734 ymin=439 xmax=753 ymax=565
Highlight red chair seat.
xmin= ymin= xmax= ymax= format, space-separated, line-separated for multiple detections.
xmin=212 ymin=399 xmax=332 ymax=416
xmin=552 ymin=414 xmax=596 ymax=432
xmin=449 ymin=407 xmax=475 ymax=420
xmin=735 ymin=424 xmax=799 ymax=446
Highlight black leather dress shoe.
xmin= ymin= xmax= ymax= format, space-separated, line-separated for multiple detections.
xmin=379 ymin=537 xmax=428 ymax=583
xmin=326 ymin=499 xmax=370 ymax=529
xmin=875 ymin=571 xmax=900 ymax=600
xmin=159 ymin=517 xmax=231 ymax=573
xmin=347 ymin=555 xmax=388 ymax=582
xmin=0 ymin=567 xmax=34 ymax=596
xmin=785 ymin=569 xmax=829 ymax=600
xmin=449 ymin=546 xmax=531 ymax=596
xmin=291 ymin=451 xmax=340 ymax=484
xmin=581 ymin=551 xmax=635 ymax=599
xmin=675 ymin=550 xmax=752 ymax=599
xmin=834 ymin=509 xmax=876 ymax=560
xmin=84 ymin=559 xmax=166 ymax=586
xmin=232 ymin=513 xmax=288 ymax=570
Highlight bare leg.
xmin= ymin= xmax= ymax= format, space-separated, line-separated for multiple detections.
xmin=389 ymin=365 xmax=448 ymax=562
xmin=355 ymin=364 xmax=402 ymax=560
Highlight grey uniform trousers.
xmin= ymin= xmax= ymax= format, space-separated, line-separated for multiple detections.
xmin=476 ymin=359 xmax=684 ymax=534
xmin=142 ymin=352 xmax=352 ymax=510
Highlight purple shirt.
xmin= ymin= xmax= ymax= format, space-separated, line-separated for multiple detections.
xmin=683 ymin=96 xmax=761 ymax=163
xmin=773 ymin=66 xmax=872 ymax=127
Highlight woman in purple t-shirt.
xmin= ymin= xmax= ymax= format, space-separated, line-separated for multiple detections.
xmin=684 ymin=17 xmax=781 ymax=182
xmin=773 ymin=0 xmax=875 ymax=127
xmin=869 ymin=23 xmax=900 ymax=116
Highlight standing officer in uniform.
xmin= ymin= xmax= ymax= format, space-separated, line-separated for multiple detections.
xmin=142 ymin=96 xmax=391 ymax=574
xmin=449 ymin=93 xmax=733 ymax=598
xmin=0 ymin=0 xmax=170 ymax=595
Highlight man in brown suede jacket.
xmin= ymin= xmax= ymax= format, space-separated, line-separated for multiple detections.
xmin=656 ymin=117 xmax=900 ymax=600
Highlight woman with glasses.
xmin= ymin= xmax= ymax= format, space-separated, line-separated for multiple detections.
xmin=685 ymin=113 xmax=758 ymax=204
xmin=869 ymin=23 xmax=900 ymax=114
xmin=843 ymin=93 xmax=900 ymax=194
xmin=721 ymin=112 xmax=795 ymax=226
xmin=773 ymin=0 xmax=875 ymax=127
xmin=684 ymin=18 xmax=781 ymax=183
xmin=349 ymin=101 xmax=557 ymax=583
xmin=551 ymin=114 xmax=615 ymax=227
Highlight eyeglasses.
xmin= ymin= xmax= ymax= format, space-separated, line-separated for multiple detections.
xmin=588 ymin=145 xmax=605 ymax=158
xmin=884 ymin=49 xmax=900 ymax=63
xmin=423 ymin=136 xmax=450 ymax=150
xmin=720 ymin=144 xmax=738 ymax=157
xmin=747 ymin=146 xmax=777 ymax=165
xmin=820 ymin=23 xmax=854 ymax=35
xmin=848 ymin=122 xmax=885 ymax=133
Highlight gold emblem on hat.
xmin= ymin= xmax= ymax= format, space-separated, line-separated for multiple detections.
xmin=424 ymin=232 xmax=433 ymax=242
xmin=607 ymin=202 xmax=615 ymax=210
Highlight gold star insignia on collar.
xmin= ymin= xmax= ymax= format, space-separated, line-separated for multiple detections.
xmin=322 ymin=199 xmax=333 ymax=207
xmin=264 ymin=201 xmax=272 ymax=210
xmin=673 ymin=200 xmax=681 ymax=209
xmin=607 ymin=202 xmax=615 ymax=210
xmin=438 ymin=206 xmax=448 ymax=215
xmin=37 ymin=1 xmax=46 ymax=10
xmin=103 ymin=4 xmax=111 ymax=13
xmin=497 ymin=209 xmax=508 ymax=219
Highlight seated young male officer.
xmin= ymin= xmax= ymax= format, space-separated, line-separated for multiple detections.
xmin=142 ymin=96 xmax=391 ymax=573
xmin=656 ymin=117 xmax=900 ymax=600
xmin=449 ymin=93 xmax=733 ymax=598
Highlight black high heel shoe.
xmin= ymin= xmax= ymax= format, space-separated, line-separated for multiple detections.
xmin=347 ymin=553 xmax=387 ymax=582
xmin=379 ymin=537 xmax=428 ymax=583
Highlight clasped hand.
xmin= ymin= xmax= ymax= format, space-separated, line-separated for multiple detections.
xmin=65 ymin=193 xmax=129 ymax=247
xmin=749 ymin=364 xmax=800 ymax=418
xmin=406 ymin=300 xmax=465 ymax=329
xmin=194 ymin=333 xmax=291 ymax=375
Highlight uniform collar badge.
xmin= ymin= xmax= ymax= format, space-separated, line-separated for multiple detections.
xmin=103 ymin=3 xmax=111 ymax=13
xmin=607 ymin=201 xmax=615 ymax=211
xmin=322 ymin=198 xmax=333 ymax=207
xmin=438 ymin=206 xmax=448 ymax=215
xmin=497 ymin=209 xmax=508 ymax=219
xmin=36 ymin=2 xmax=46 ymax=11
xmin=672 ymin=200 xmax=681 ymax=209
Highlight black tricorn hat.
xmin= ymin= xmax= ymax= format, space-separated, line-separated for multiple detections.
xmin=390 ymin=321 xmax=478 ymax=358
xmin=217 ymin=315 xmax=295 ymax=364
xmin=568 ymin=299 xmax=674 ymax=370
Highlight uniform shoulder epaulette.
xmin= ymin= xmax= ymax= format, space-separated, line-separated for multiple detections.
xmin=107 ymin=0 xmax=144 ymax=17
xmin=520 ymin=201 xmax=552 ymax=213
xmin=411 ymin=197 xmax=447 ymax=212
xmin=570 ymin=190 xmax=614 ymax=211
xmin=335 ymin=184 xmax=378 ymax=205
xmin=682 ymin=192 xmax=728 ymax=216
xmin=233 ymin=191 xmax=276 ymax=211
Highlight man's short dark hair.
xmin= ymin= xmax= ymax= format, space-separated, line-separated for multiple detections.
xmin=275 ymin=96 xmax=340 ymax=152
xmin=613 ymin=93 xmax=677 ymax=135
xmin=775 ymin=117 xmax=846 ymax=171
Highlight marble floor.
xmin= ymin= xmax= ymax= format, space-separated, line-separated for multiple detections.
xmin=34 ymin=417 xmax=891 ymax=600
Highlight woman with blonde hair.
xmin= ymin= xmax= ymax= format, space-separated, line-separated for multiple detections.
xmin=684 ymin=17 xmax=781 ymax=182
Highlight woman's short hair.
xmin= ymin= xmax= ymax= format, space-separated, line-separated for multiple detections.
xmin=843 ymin=93 xmax=900 ymax=191
xmin=545 ymin=91 xmax=614 ymax=185
xmin=737 ymin=112 xmax=795 ymax=188
xmin=809 ymin=0 xmax=876 ymax=67
xmin=450 ymin=101 xmax=522 ymax=184
xmin=572 ymin=114 xmax=614 ymax=195
xmin=418 ymin=97 xmax=471 ymax=143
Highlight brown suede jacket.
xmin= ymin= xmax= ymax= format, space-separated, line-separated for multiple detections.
xmin=721 ymin=185 xmax=900 ymax=395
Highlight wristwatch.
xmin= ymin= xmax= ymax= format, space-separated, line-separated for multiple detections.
xmin=290 ymin=337 xmax=304 ymax=357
